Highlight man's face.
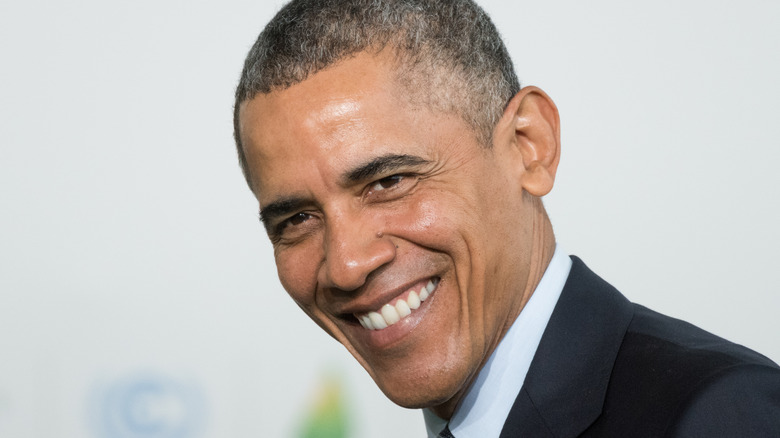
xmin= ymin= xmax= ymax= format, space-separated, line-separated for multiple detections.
xmin=238 ymin=51 xmax=540 ymax=413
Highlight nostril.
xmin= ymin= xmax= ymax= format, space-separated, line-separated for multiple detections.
xmin=323 ymin=232 xmax=397 ymax=291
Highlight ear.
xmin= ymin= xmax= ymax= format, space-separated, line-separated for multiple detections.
xmin=493 ymin=86 xmax=561 ymax=197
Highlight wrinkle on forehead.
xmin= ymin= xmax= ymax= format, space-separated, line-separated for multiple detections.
xmin=239 ymin=50 xmax=442 ymax=200
xmin=304 ymin=100 xmax=373 ymax=158
xmin=312 ymin=99 xmax=361 ymax=122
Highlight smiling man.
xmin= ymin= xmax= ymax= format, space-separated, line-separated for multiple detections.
xmin=233 ymin=1 xmax=780 ymax=437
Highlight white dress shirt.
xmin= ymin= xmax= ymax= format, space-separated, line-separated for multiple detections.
xmin=423 ymin=245 xmax=572 ymax=438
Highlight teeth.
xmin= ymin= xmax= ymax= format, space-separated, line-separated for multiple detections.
xmin=418 ymin=286 xmax=429 ymax=301
xmin=356 ymin=279 xmax=438 ymax=330
xmin=381 ymin=304 xmax=401 ymax=325
xmin=368 ymin=312 xmax=388 ymax=330
xmin=395 ymin=300 xmax=411 ymax=318
xmin=407 ymin=291 xmax=421 ymax=310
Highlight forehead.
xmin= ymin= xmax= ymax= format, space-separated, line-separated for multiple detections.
xmin=238 ymin=51 xmax=460 ymax=201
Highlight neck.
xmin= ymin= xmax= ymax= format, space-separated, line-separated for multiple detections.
xmin=517 ymin=198 xmax=557 ymax=315
xmin=430 ymin=197 xmax=556 ymax=420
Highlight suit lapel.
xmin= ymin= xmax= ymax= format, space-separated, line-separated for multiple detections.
xmin=499 ymin=387 xmax=556 ymax=437
xmin=500 ymin=257 xmax=634 ymax=438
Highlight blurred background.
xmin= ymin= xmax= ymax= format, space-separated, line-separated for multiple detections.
xmin=1 ymin=0 xmax=778 ymax=436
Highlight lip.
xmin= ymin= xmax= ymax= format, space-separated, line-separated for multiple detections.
xmin=334 ymin=276 xmax=438 ymax=316
xmin=338 ymin=276 xmax=441 ymax=349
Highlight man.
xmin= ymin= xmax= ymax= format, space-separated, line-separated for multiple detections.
xmin=232 ymin=0 xmax=780 ymax=436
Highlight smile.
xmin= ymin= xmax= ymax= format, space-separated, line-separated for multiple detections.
xmin=355 ymin=278 xmax=440 ymax=330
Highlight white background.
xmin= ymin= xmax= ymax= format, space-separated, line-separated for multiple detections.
xmin=1 ymin=1 xmax=778 ymax=437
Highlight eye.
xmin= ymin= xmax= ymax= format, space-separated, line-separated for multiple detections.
xmin=370 ymin=175 xmax=403 ymax=192
xmin=272 ymin=212 xmax=316 ymax=241
xmin=286 ymin=212 xmax=310 ymax=226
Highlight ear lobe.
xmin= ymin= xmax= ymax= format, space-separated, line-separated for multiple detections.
xmin=495 ymin=86 xmax=561 ymax=197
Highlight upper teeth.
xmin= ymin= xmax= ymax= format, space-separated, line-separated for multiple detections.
xmin=357 ymin=279 xmax=438 ymax=330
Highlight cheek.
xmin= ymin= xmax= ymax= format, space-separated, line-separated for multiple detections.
xmin=402 ymin=199 xmax=437 ymax=234
xmin=388 ymin=191 xmax=479 ymax=249
xmin=274 ymin=247 xmax=319 ymax=307
xmin=378 ymin=198 xmax=445 ymax=251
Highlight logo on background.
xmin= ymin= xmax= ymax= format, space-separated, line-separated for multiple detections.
xmin=93 ymin=372 xmax=205 ymax=438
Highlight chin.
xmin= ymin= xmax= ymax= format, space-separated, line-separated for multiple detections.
xmin=379 ymin=383 xmax=455 ymax=410
xmin=368 ymin=361 xmax=471 ymax=410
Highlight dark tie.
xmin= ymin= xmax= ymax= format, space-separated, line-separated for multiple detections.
xmin=438 ymin=425 xmax=455 ymax=438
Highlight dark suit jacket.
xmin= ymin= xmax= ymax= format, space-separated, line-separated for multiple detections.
xmin=500 ymin=257 xmax=780 ymax=437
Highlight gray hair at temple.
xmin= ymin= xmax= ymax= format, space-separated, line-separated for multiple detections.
xmin=233 ymin=0 xmax=521 ymax=188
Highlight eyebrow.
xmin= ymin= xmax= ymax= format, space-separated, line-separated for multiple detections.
xmin=259 ymin=154 xmax=430 ymax=229
xmin=343 ymin=154 xmax=430 ymax=184
xmin=259 ymin=196 xmax=311 ymax=229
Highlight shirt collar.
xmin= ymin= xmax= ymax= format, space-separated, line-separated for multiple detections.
xmin=423 ymin=245 xmax=572 ymax=438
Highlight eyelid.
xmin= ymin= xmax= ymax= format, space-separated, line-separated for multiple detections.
xmin=365 ymin=173 xmax=417 ymax=199
xmin=370 ymin=174 xmax=403 ymax=192
xmin=270 ymin=211 xmax=314 ymax=240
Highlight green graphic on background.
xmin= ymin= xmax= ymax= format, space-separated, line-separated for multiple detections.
xmin=296 ymin=373 xmax=351 ymax=438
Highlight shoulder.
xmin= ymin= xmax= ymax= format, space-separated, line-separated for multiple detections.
xmin=587 ymin=304 xmax=780 ymax=437
xmin=667 ymin=362 xmax=780 ymax=437
xmin=620 ymin=304 xmax=778 ymax=382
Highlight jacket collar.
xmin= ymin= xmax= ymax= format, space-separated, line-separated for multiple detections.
xmin=501 ymin=257 xmax=635 ymax=437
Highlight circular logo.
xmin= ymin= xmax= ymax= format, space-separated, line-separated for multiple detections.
xmin=94 ymin=373 xmax=205 ymax=438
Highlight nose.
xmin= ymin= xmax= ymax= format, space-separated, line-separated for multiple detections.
xmin=319 ymin=212 xmax=396 ymax=292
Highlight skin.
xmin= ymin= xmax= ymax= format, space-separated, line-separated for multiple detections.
xmin=238 ymin=50 xmax=561 ymax=418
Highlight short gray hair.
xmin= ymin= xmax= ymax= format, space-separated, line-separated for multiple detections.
xmin=233 ymin=0 xmax=521 ymax=187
